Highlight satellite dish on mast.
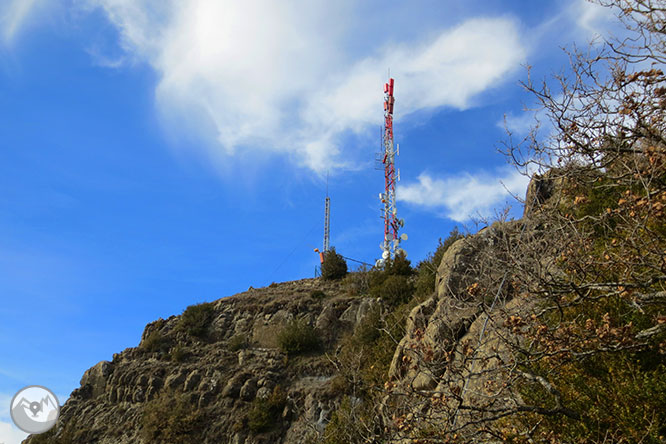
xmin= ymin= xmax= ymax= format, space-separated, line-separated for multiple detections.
xmin=382 ymin=251 xmax=389 ymax=259
xmin=386 ymin=233 xmax=394 ymax=241
xmin=400 ymin=233 xmax=408 ymax=241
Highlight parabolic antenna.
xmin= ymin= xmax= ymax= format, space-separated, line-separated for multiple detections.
xmin=400 ymin=233 xmax=408 ymax=241
xmin=386 ymin=233 xmax=394 ymax=241
xmin=382 ymin=251 xmax=389 ymax=259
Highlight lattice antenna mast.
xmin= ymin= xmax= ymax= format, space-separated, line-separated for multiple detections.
xmin=378 ymin=77 xmax=407 ymax=263
xmin=323 ymin=172 xmax=330 ymax=252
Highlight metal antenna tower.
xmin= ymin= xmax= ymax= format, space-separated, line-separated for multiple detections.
xmin=377 ymin=77 xmax=407 ymax=264
xmin=323 ymin=172 xmax=330 ymax=252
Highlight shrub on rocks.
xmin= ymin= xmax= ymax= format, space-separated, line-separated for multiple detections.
xmin=178 ymin=302 xmax=215 ymax=339
xmin=321 ymin=247 xmax=348 ymax=280
xmin=277 ymin=319 xmax=321 ymax=355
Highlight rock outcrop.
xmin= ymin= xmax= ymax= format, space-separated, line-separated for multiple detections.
xmin=27 ymin=279 xmax=379 ymax=444
xmin=389 ymin=221 xmax=524 ymax=386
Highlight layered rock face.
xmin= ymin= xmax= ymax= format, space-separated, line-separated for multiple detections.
xmin=387 ymin=222 xmax=537 ymax=420
xmin=26 ymin=279 xmax=378 ymax=444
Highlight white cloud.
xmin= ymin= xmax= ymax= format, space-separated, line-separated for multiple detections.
xmin=84 ymin=0 xmax=527 ymax=172
xmin=0 ymin=421 xmax=28 ymax=444
xmin=500 ymin=109 xmax=543 ymax=136
xmin=571 ymin=0 xmax=617 ymax=40
xmin=1 ymin=0 xmax=41 ymax=44
xmin=398 ymin=168 xmax=530 ymax=222
xmin=0 ymin=392 xmax=28 ymax=444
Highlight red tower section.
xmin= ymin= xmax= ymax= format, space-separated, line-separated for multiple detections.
xmin=378 ymin=78 xmax=405 ymax=262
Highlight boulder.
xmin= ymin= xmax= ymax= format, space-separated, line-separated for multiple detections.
xmin=79 ymin=360 xmax=113 ymax=399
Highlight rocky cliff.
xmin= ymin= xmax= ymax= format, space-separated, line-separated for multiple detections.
xmin=26 ymin=279 xmax=381 ymax=444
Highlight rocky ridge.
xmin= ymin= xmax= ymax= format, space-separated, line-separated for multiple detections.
xmin=27 ymin=279 xmax=380 ymax=444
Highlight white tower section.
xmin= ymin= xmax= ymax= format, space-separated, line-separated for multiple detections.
xmin=323 ymin=195 xmax=330 ymax=252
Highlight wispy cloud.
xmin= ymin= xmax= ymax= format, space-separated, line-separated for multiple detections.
xmin=83 ymin=0 xmax=527 ymax=172
xmin=0 ymin=421 xmax=28 ymax=444
xmin=500 ymin=109 xmax=543 ymax=137
xmin=572 ymin=0 xmax=617 ymax=39
xmin=1 ymin=0 xmax=39 ymax=44
xmin=0 ymin=392 xmax=29 ymax=444
xmin=398 ymin=168 xmax=530 ymax=222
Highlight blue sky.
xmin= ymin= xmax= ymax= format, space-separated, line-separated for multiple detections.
xmin=0 ymin=0 xmax=617 ymax=441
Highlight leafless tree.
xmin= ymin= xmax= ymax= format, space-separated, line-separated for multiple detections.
xmin=360 ymin=1 xmax=666 ymax=443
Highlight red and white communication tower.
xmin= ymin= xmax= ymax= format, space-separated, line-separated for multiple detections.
xmin=378 ymin=77 xmax=407 ymax=264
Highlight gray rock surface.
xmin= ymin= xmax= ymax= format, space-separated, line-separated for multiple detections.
xmin=26 ymin=279 xmax=373 ymax=444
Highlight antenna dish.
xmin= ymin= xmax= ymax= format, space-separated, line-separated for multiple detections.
xmin=386 ymin=233 xmax=394 ymax=241
xmin=382 ymin=251 xmax=389 ymax=259
xmin=400 ymin=233 xmax=408 ymax=241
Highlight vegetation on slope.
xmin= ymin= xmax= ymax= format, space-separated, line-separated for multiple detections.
xmin=178 ymin=302 xmax=215 ymax=339
xmin=141 ymin=391 xmax=207 ymax=444
xmin=321 ymin=229 xmax=464 ymax=443
xmin=321 ymin=2 xmax=666 ymax=442
xmin=277 ymin=318 xmax=322 ymax=355
xmin=321 ymin=247 xmax=348 ymax=280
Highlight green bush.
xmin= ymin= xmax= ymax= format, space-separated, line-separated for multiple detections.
xmin=384 ymin=250 xmax=413 ymax=276
xmin=321 ymin=247 xmax=348 ymax=280
xmin=376 ymin=274 xmax=414 ymax=306
xmin=141 ymin=330 xmax=169 ymax=353
xmin=516 ymin=294 xmax=666 ymax=443
xmin=141 ymin=391 xmax=205 ymax=443
xmin=228 ymin=333 xmax=249 ymax=351
xmin=178 ymin=302 xmax=215 ymax=338
xmin=169 ymin=344 xmax=187 ymax=362
xmin=310 ymin=289 xmax=326 ymax=300
xmin=343 ymin=266 xmax=370 ymax=296
xmin=353 ymin=306 xmax=381 ymax=345
xmin=415 ymin=228 xmax=465 ymax=296
xmin=367 ymin=250 xmax=415 ymax=302
xmin=277 ymin=318 xmax=321 ymax=355
xmin=321 ymin=396 xmax=364 ymax=444
xmin=247 ymin=386 xmax=287 ymax=433
xmin=334 ymin=300 xmax=413 ymax=399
